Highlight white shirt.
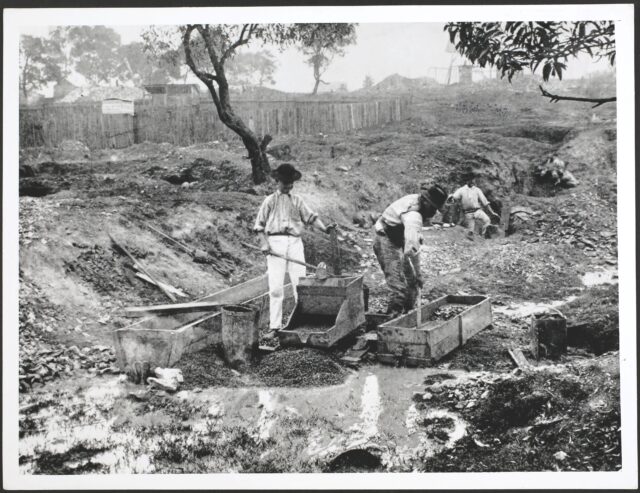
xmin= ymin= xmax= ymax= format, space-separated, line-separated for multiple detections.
xmin=375 ymin=194 xmax=423 ymax=256
xmin=452 ymin=185 xmax=489 ymax=211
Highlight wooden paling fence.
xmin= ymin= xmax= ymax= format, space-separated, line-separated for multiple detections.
xmin=20 ymin=97 xmax=410 ymax=149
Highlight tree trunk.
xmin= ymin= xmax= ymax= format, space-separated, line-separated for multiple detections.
xmin=182 ymin=26 xmax=272 ymax=184
xmin=206 ymin=73 xmax=271 ymax=184
xmin=312 ymin=78 xmax=320 ymax=95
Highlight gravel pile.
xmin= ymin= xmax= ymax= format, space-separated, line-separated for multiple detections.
xmin=253 ymin=348 xmax=348 ymax=387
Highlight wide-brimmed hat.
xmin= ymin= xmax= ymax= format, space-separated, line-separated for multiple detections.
xmin=461 ymin=169 xmax=476 ymax=181
xmin=271 ymin=163 xmax=302 ymax=182
xmin=420 ymin=183 xmax=448 ymax=210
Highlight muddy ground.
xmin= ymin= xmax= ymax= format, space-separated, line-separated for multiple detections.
xmin=16 ymin=79 xmax=620 ymax=473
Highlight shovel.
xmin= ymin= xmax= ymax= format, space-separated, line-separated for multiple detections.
xmin=407 ymin=256 xmax=422 ymax=329
xmin=241 ymin=242 xmax=329 ymax=280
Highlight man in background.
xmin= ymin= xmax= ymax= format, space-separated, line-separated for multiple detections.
xmin=450 ymin=172 xmax=500 ymax=236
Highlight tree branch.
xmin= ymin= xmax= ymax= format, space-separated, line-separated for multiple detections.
xmin=195 ymin=25 xmax=222 ymax=71
xmin=539 ymin=85 xmax=616 ymax=108
xmin=183 ymin=25 xmax=222 ymax=112
xmin=221 ymin=24 xmax=255 ymax=64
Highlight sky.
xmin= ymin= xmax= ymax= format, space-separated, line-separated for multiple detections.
xmin=21 ymin=23 xmax=614 ymax=95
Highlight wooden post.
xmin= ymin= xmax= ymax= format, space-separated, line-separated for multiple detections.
xmin=221 ymin=304 xmax=260 ymax=368
xmin=329 ymin=228 xmax=342 ymax=275
xmin=501 ymin=201 xmax=511 ymax=236
xmin=530 ymin=312 xmax=567 ymax=360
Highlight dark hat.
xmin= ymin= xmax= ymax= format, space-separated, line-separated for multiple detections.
xmin=271 ymin=163 xmax=302 ymax=182
xmin=461 ymin=169 xmax=476 ymax=181
xmin=420 ymin=183 xmax=448 ymax=210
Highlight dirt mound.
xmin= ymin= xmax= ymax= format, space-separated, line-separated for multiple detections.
xmin=176 ymin=346 xmax=244 ymax=389
xmin=561 ymin=284 xmax=619 ymax=355
xmin=418 ymin=357 xmax=620 ymax=472
xmin=177 ymin=346 xmax=348 ymax=389
xmin=63 ymin=244 xmax=168 ymax=304
xmin=254 ymin=348 xmax=347 ymax=387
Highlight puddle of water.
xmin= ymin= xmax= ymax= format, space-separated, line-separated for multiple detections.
xmin=581 ymin=268 xmax=618 ymax=287
xmin=494 ymin=296 xmax=577 ymax=318
xmin=22 ymin=363 xmax=471 ymax=473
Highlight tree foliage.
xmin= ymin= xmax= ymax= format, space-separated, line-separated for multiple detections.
xmin=59 ymin=26 xmax=122 ymax=84
xmin=225 ymin=50 xmax=277 ymax=88
xmin=117 ymin=42 xmax=182 ymax=85
xmin=444 ymin=21 xmax=616 ymax=105
xmin=363 ymin=74 xmax=374 ymax=89
xmin=296 ymin=24 xmax=357 ymax=95
xmin=444 ymin=22 xmax=615 ymax=82
xmin=19 ymin=35 xmax=67 ymax=98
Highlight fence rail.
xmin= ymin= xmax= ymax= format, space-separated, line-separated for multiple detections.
xmin=20 ymin=97 xmax=410 ymax=149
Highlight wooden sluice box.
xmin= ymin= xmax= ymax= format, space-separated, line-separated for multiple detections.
xmin=278 ymin=275 xmax=366 ymax=348
xmin=112 ymin=274 xmax=295 ymax=369
xmin=377 ymin=295 xmax=492 ymax=367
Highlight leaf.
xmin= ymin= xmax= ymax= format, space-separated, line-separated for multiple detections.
xmin=542 ymin=63 xmax=552 ymax=81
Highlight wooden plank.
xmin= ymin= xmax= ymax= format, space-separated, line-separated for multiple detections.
xmin=508 ymin=348 xmax=532 ymax=369
xmin=124 ymin=301 xmax=226 ymax=318
xmin=135 ymin=272 xmax=188 ymax=298
xmin=425 ymin=318 xmax=461 ymax=361
xmin=109 ymin=232 xmax=177 ymax=302
xmin=199 ymin=274 xmax=270 ymax=304
xmin=459 ymin=298 xmax=492 ymax=343
xmin=298 ymin=296 xmax=344 ymax=315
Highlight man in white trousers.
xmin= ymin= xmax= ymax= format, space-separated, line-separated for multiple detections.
xmin=450 ymin=172 xmax=500 ymax=236
xmin=254 ymin=163 xmax=335 ymax=335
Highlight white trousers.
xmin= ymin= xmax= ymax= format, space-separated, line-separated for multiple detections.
xmin=267 ymin=235 xmax=306 ymax=329
xmin=463 ymin=209 xmax=491 ymax=235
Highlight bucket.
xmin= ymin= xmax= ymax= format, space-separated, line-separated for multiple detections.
xmin=221 ymin=304 xmax=260 ymax=368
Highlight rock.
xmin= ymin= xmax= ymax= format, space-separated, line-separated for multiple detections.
xmin=554 ymin=451 xmax=568 ymax=461
xmin=422 ymin=392 xmax=433 ymax=401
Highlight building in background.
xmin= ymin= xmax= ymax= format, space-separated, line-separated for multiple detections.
xmin=143 ymin=83 xmax=201 ymax=105
xmin=57 ymin=85 xmax=149 ymax=104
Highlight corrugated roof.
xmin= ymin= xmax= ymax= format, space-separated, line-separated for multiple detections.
xmin=58 ymin=86 xmax=149 ymax=103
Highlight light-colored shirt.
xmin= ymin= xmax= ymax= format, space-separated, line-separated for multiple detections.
xmin=254 ymin=190 xmax=318 ymax=236
xmin=452 ymin=185 xmax=489 ymax=211
xmin=375 ymin=194 xmax=423 ymax=256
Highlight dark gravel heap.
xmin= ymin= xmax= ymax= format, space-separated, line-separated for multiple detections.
xmin=176 ymin=346 xmax=243 ymax=389
xmin=253 ymin=348 xmax=348 ymax=387
xmin=176 ymin=346 xmax=348 ymax=389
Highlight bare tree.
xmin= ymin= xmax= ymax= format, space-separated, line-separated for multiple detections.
xmin=145 ymin=23 xmax=357 ymax=184
xmin=297 ymin=24 xmax=357 ymax=95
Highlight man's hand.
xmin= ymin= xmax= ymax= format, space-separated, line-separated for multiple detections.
xmin=325 ymin=223 xmax=337 ymax=235
xmin=260 ymin=243 xmax=271 ymax=256
xmin=415 ymin=277 xmax=424 ymax=289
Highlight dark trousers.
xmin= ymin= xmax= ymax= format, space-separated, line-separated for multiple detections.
xmin=373 ymin=231 xmax=420 ymax=314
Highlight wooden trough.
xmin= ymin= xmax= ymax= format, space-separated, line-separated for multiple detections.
xmin=377 ymin=295 xmax=492 ymax=367
xmin=278 ymin=275 xmax=366 ymax=348
xmin=112 ymin=274 xmax=295 ymax=369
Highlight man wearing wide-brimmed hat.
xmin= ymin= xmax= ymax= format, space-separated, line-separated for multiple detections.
xmin=373 ymin=183 xmax=448 ymax=316
xmin=254 ymin=163 xmax=335 ymax=333
xmin=450 ymin=171 xmax=499 ymax=236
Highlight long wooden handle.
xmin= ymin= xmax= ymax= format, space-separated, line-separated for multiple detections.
xmin=408 ymin=256 xmax=421 ymax=329
xmin=108 ymin=232 xmax=177 ymax=302
xmin=145 ymin=222 xmax=194 ymax=256
xmin=241 ymin=241 xmax=317 ymax=270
